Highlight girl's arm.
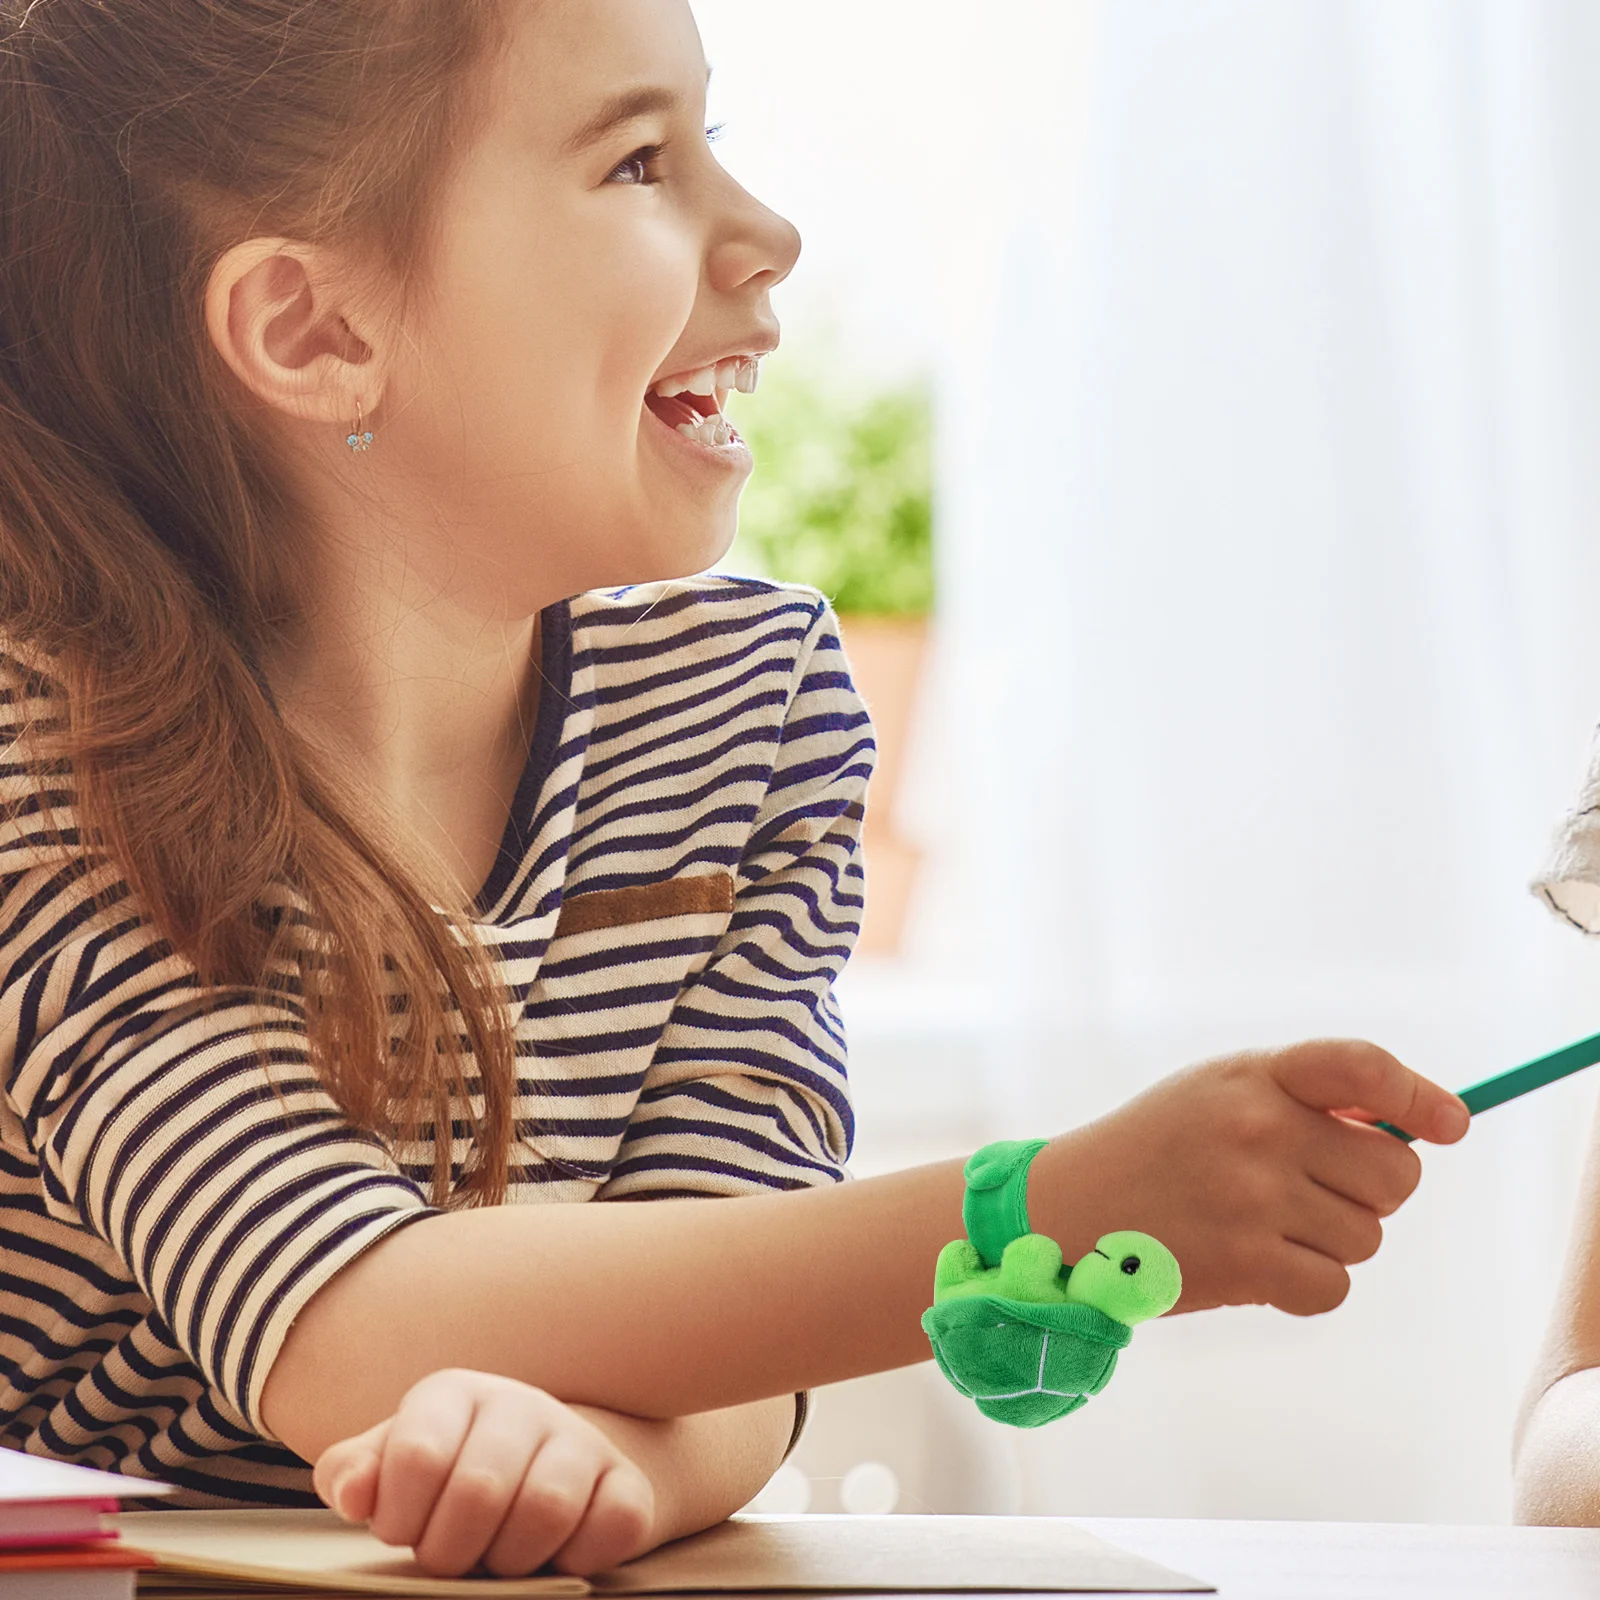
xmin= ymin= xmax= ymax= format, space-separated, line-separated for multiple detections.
xmin=1514 ymin=1097 xmax=1600 ymax=1523
xmin=263 ymin=1041 xmax=1468 ymax=1461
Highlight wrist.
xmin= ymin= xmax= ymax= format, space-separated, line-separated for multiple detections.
xmin=1018 ymin=1129 xmax=1118 ymax=1265
xmin=570 ymin=1407 xmax=679 ymax=1543
xmin=572 ymin=1399 xmax=792 ymax=1546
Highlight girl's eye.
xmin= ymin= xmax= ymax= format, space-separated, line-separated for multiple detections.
xmin=606 ymin=128 xmax=726 ymax=187
xmin=607 ymin=146 xmax=663 ymax=186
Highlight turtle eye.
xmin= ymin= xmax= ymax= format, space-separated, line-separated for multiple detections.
xmin=1120 ymin=1255 xmax=1141 ymax=1275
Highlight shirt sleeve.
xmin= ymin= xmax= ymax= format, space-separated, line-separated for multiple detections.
xmin=0 ymin=859 xmax=436 ymax=1438
xmin=595 ymin=597 xmax=875 ymax=1200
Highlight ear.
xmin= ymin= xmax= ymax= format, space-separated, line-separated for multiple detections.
xmin=204 ymin=238 xmax=382 ymax=428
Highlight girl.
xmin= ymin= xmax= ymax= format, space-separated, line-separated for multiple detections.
xmin=1515 ymin=774 xmax=1600 ymax=1522
xmin=0 ymin=0 xmax=1469 ymax=1579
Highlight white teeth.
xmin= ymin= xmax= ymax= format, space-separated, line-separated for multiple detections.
xmin=652 ymin=356 xmax=764 ymax=403
xmin=675 ymin=414 xmax=739 ymax=448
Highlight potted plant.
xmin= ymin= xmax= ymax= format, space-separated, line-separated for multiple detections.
xmin=727 ymin=362 xmax=935 ymax=955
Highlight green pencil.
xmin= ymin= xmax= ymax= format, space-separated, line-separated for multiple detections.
xmin=1378 ymin=1029 xmax=1600 ymax=1143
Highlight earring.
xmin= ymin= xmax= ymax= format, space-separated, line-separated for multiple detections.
xmin=346 ymin=401 xmax=374 ymax=454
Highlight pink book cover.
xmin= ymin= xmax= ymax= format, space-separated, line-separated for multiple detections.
xmin=0 ymin=1450 xmax=171 ymax=1547
xmin=0 ymin=1497 xmax=120 ymax=1548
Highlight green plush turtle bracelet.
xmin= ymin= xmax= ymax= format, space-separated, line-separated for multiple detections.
xmin=961 ymin=1139 xmax=1049 ymax=1268
xmin=921 ymin=1139 xmax=1182 ymax=1428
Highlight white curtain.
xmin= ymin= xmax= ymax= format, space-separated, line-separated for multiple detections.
xmin=907 ymin=0 xmax=1600 ymax=1521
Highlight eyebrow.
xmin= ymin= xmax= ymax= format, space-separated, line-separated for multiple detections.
xmin=562 ymin=70 xmax=712 ymax=157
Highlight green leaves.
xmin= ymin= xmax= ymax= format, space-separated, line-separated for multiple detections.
xmin=727 ymin=365 xmax=935 ymax=618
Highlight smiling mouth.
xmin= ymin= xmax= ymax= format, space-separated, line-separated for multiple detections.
xmin=644 ymin=355 xmax=763 ymax=449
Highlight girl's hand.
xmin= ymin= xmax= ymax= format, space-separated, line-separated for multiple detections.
xmin=312 ymin=1369 xmax=656 ymax=1579
xmin=1034 ymin=1039 xmax=1471 ymax=1317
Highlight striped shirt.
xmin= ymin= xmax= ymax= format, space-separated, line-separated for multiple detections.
xmin=0 ymin=578 xmax=872 ymax=1505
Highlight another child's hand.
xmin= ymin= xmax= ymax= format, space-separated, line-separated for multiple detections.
xmin=312 ymin=1369 xmax=655 ymax=1579
xmin=1039 ymin=1040 xmax=1470 ymax=1317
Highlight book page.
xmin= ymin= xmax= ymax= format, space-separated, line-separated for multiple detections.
xmin=120 ymin=1510 xmax=588 ymax=1598
xmin=124 ymin=1510 xmax=1211 ymax=1597
xmin=594 ymin=1516 xmax=1212 ymax=1595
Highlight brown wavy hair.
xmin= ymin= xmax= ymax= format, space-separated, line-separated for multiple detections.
xmin=0 ymin=0 xmax=520 ymax=1206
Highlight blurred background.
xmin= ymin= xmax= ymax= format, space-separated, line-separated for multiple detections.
xmin=692 ymin=0 xmax=1600 ymax=1525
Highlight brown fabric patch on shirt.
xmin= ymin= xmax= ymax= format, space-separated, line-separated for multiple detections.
xmin=554 ymin=872 xmax=736 ymax=939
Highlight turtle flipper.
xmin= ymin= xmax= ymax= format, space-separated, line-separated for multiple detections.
xmin=996 ymin=1233 xmax=1069 ymax=1303
xmin=934 ymin=1238 xmax=986 ymax=1300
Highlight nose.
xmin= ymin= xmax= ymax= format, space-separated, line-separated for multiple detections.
xmin=706 ymin=176 xmax=802 ymax=300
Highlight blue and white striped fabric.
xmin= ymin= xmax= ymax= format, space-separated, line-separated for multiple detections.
xmin=0 ymin=578 xmax=873 ymax=1505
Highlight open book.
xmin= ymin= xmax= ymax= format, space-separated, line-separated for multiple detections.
xmin=120 ymin=1511 xmax=1212 ymax=1597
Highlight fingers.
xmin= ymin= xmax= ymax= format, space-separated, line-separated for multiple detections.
xmin=413 ymin=1401 xmax=560 ymax=1578
xmin=1087 ymin=1039 xmax=1459 ymax=1317
xmin=475 ymin=1430 xmax=648 ymax=1579
xmin=1284 ymin=1176 xmax=1384 ymax=1269
xmin=1297 ymin=1105 xmax=1423 ymax=1217
xmin=1269 ymin=1241 xmax=1354 ymax=1318
xmin=365 ymin=1375 xmax=477 ymax=1559
xmin=1272 ymin=1040 xmax=1469 ymax=1145
xmin=314 ymin=1421 xmax=388 ymax=1525
xmin=549 ymin=1460 xmax=656 ymax=1577
xmin=353 ymin=1370 xmax=653 ymax=1580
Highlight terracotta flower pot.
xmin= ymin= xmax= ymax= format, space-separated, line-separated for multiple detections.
xmin=838 ymin=614 xmax=930 ymax=956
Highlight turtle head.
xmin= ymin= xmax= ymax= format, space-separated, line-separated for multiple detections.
xmin=1063 ymin=1231 xmax=1182 ymax=1325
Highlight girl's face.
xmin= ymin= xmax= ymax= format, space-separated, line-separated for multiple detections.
xmin=380 ymin=0 xmax=799 ymax=613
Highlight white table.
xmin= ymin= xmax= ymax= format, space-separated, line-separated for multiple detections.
xmin=164 ymin=1516 xmax=1600 ymax=1598
xmin=1078 ymin=1517 xmax=1600 ymax=1599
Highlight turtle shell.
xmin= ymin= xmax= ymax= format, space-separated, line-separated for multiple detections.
xmin=921 ymin=1294 xmax=1132 ymax=1429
